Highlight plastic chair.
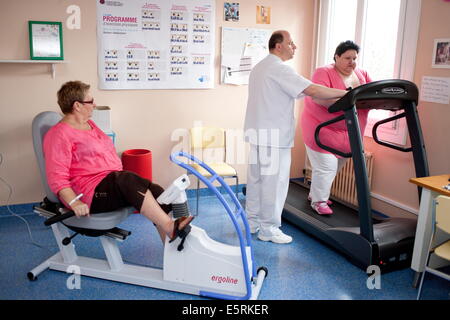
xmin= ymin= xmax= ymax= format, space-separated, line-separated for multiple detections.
xmin=416 ymin=195 xmax=450 ymax=299
xmin=188 ymin=127 xmax=239 ymax=214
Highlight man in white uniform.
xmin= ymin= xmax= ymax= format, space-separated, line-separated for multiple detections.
xmin=244 ymin=30 xmax=346 ymax=244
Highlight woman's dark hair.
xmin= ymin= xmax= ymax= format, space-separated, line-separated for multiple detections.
xmin=334 ymin=40 xmax=360 ymax=61
xmin=57 ymin=81 xmax=90 ymax=114
xmin=268 ymin=31 xmax=284 ymax=51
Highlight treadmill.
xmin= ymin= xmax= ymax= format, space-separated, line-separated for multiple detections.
xmin=283 ymin=79 xmax=429 ymax=272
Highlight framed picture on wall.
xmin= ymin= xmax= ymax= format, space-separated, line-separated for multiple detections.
xmin=224 ymin=2 xmax=239 ymax=22
xmin=256 ymin=6 xmax=271 ymax=24
xmin=432 ymin=38 xmax=450 ymax=68
xmin=28 ymin=21 xmax=64 ymax=60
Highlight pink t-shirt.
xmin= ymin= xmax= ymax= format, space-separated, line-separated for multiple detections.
xmin=43 ymin=119 xmax=123 ymax=208
xmin=300 ymin=64 xmax=372 ymax=156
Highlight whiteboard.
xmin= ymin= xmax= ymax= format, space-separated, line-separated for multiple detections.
xmin=96 ymin=0 xmax=215 ymax=90
xmin=220 ymin=27 xmax=272 ymax=85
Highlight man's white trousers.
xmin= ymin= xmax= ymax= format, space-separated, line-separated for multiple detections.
xmin=245 ymin=144 xmax=291 ymax=233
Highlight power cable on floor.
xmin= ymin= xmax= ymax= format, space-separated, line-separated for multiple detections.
xmin=0 ymin=153 xmax=55 ymax=250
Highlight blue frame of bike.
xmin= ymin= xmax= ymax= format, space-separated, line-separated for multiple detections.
xmin=170 ymin=151 xmax=256 ymax=300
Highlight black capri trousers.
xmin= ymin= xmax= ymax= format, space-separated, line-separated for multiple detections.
xmin=90 ymin=171 xmax=172 ymax=215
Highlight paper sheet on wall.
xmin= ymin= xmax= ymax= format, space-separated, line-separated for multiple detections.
xmin=221 ymin=27 xmax=271 ymax=85
xmin=420 ymin=76 xmax=450 ymax=105
xmin=96 ymin=0 xmax=215 ymax=90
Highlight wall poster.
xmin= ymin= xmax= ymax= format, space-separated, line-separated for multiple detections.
xmin=96 ymin=0 xmax=215 ymax=90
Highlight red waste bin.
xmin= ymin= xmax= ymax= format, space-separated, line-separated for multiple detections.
xmin=122 ymin=149 xmax=152 ymax=182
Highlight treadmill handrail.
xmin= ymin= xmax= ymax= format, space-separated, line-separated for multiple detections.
xmin=328 ymin=79 xmax=419 ymax=113
xmin=314 ymin=114 xmax=352 ymax=158
xmin=372 ymin=112 xmax=413 ymax=152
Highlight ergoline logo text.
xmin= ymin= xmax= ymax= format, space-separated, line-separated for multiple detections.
xmin=211 ymin=275 xmax=238 ymax=285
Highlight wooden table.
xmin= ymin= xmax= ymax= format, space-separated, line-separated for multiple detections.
xmin=409 ymin=174 xmax=450 ymax=287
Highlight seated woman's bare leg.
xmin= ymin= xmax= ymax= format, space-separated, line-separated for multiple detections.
xmin=139 ymin=190 xmax=193 ymax=243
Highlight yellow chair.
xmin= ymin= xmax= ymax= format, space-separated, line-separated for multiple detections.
xmin=188 ymin=127 xmax=239 ymax=214
xmin=417 ymin=195 xmax=450 ymax=299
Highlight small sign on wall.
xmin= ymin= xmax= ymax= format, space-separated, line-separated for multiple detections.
xmin=420 ymin=76 xmax=450 ymax=105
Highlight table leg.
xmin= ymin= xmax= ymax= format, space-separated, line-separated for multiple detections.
xmin=410 ymin=188 xmax=435 ymax=286
xmin=412 ymin=271 xmax=422 ymax=288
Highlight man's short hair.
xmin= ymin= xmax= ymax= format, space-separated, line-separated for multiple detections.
xmin=57 ymin=81 xmax=90 ymax=114
xmin=269 ymin=31 xmax=284 ymax=51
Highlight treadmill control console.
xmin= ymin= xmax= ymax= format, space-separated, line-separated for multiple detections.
xmin=328 ymin=79 xmax=419 ymax=113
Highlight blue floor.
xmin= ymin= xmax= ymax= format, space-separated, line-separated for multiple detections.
xmin=0 ymin=193 xmax=449 ymax=300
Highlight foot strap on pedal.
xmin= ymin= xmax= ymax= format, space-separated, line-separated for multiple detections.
xmin=176 ymin=225 xmax=191 ymax=251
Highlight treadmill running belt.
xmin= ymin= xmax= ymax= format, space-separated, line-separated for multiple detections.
xmin=285 ymin=181 xmax=378 ymax=228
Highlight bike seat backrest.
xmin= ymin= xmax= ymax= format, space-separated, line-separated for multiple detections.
xmin=32 ymin=111 xmax=131 ymax=230
xmin=32 ymin=111 xmax=62 ymax=203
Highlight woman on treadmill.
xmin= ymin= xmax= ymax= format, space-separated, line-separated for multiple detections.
xmin=300 ymin=41 xmax=373 ymax=215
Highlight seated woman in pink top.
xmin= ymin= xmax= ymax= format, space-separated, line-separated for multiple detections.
xmin=300 ymin=41 xmax=372 ymax=215
xmin=43 ymin=81 xmax=193 ymax=242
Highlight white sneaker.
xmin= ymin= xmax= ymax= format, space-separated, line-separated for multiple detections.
xmin=258 ymin=227 xmax=292 ymax=244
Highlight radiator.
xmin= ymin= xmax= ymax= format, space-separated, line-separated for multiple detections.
xmin=304 ymin=152 xmax=374 ymax=206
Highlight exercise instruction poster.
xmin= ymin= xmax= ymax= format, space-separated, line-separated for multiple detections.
xmin=96 ymin=0 xmax=215 ymax=90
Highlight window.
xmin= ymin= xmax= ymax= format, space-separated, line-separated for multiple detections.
xmin=316 ymin=0 xmax=421 ymax=145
